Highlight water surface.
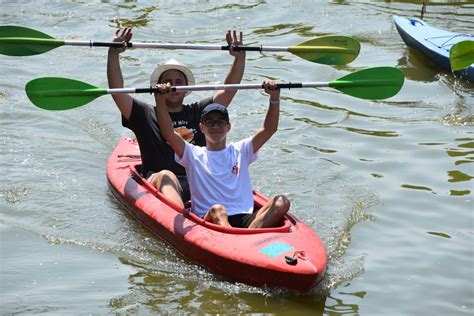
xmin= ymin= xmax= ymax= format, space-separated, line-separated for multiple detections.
xmin=1 ymin=0 xmax=473 ymax=314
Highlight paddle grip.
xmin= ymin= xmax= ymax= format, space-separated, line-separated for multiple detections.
xmin=136 ymin=88 xmax=156 ymax=94
xmin=277 ymin=83 xmax=303 ymax=89
xmin=91 ymin=41 xmax=130 ymax=48
xmin=221 ymin=45 xmax=262 ymax=52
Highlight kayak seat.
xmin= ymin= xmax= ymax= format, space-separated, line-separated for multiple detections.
xmin=185 ymin=209 xmax=294 ymax=235
xmin=131 ymin=164 xmax=295 ymax=234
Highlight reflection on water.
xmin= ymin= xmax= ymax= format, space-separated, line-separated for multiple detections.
xmin=300 ymin=143 xmax=337 ymax=154
xmin=325 ymin=293 xmax=364 ymax=315
xmin=400 ymin=136 xmax=473 ymax=195
xmin=447 ymin=170 xmax=473 ymax=183
xmin=188 ymin=2 xmax=265 ymax=14
xmin=252 ymin=23 xmax=317 ymax=38
xmin=446 ymin=138 xmax=473 ymax=195
xmin=401 ymin=183 xmax=434 ymax=192
xmin=296 ymin=116 xmax=399 ymax=138
xmin=446 ymin=139 xmax=474 ymax=160
xmin=397 ymin=50 xmax=440 ymax=82
xmin=427 ymin=231 xmax=452 ymax=239
xmin=114 ymin=6 xmax=156 ymax=29
xmin=111 ymin=258 xmax=366 ymax=315
xmin=450 ymin=189 xmax=470 ymax=196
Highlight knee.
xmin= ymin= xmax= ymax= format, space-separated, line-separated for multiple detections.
xmin=274 ymin=195 xmax=290 ymax=214
xmin=209 ymin=204 xmax=227 ymax=217
xmin=204 ymin=204 xmax=228 ymax=224
xmin=159 ymin=170 xmax=178 ymax=183
xmin=151 ymin=170 xmax=178 ymax=186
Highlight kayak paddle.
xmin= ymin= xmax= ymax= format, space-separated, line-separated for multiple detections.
xmin=25 ymin=67 xmax=404 ymax=110
xmin=449 ymin=40 xmax=474 ymax=71
xmin=0 ymin=25 xmax=360 ymax=65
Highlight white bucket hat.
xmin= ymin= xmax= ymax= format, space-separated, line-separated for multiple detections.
xmin=150 ymin=59 xmax=196 ymax=96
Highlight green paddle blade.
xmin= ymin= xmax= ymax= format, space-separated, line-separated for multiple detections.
xmin=26 ymin=77 xmax=107 ymax=110
xmin=329 ymin=67 xmax=404 ymax=100
xmin=288 ymin=35 xmax=360 ymax=65
xmin=0 ymin=25 xmax=64 ymax=56
xmin=450 ymin=40 xmax=474 ymax=71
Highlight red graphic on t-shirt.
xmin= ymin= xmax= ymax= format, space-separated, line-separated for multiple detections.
xmin=232 ymin=163 xmax=239 ymax=175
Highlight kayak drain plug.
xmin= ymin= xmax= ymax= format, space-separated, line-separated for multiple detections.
xmin=285 ymin=256 xmax=297 ymax=265
xmin=285 ymin=251 xmax=307 ymax=266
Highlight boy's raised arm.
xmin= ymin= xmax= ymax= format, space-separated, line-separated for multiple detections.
xmin=213 ymin=30 xmax=246 ymax=107
xmin=154 ymin=83 xmax=186 ymax=158
xmin=252 ymin=80 xmax=281 ymax=153
xmin=107 ymin=28 xmax=134 ymax=120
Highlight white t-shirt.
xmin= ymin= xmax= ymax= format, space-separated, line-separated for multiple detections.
xmin=176 ymin=137 xmax=258 ymax=218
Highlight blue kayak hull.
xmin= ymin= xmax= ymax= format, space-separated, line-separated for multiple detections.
xmin=393 ymin=15 xmax=473 ymax=81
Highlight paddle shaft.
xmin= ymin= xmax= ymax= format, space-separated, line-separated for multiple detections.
xmin=61 ymin=41 xmax=348 ymax=53
xmin=3 ymin=37 xmax=296 ymax=52
xmin=107 ymin=82 xmax=329 ymax=95
xmin=25 ymin=67 xmax=404 ymax=110
xmin=1 ymin=27 xmax=360 ymax=63
xmin=4 ymin=38 xmax=354 ymax=53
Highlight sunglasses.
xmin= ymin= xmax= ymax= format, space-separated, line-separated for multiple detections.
xmin=203 ymin=119 xmax=228 ymax=127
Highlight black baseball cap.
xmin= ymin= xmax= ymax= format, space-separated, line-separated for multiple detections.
xmin=200 ymin=103 xmax=229 ymax=122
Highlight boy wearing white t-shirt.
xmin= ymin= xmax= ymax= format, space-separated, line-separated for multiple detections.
xmin=155 ymin=80 xmax=290 ymax=228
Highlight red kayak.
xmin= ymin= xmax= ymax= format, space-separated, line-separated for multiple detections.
xmin=107 ymin=137 xmax=327 ymax=291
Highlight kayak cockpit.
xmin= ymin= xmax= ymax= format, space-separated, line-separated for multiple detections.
xmin=129 ymin=163 xmax=295 ymax=234
xmin=183 ymin=196 xmax=296 ymax=235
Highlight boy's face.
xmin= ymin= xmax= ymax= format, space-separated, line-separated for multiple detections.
xmin=159 ymin=69 xmax=187 ymax=104
xmin=200 ymin=112 xmax=231 ymax=143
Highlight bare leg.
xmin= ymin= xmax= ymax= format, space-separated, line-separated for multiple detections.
xmin=248 ymin=195 xmax=290 ymax=229
xmin=149 ymin=170 xmax=184 ymax=209
xmin=204 ymin=204 xmax=232 ymax=227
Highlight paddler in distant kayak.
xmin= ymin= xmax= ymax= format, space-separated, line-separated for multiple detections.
xmin=107 ymin=28 xmax=246 ymax=208
xmin=155 ymin=80 xmax=290 ymax=228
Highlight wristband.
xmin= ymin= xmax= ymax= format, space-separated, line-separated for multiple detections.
xmin=269 ymin=99 xmax=280 ymax=105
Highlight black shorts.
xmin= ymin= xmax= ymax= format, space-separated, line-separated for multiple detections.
xmin=177 ymin=175 xmax=190 ymax=202
xmin=228 ymin=211 xmax=258 ymax=228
